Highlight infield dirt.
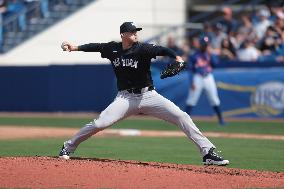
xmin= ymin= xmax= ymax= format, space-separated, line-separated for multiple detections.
xmin=0 ymin=156 xmax=283 ymax=189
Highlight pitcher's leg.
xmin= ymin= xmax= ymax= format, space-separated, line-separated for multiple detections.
xmin=64 ymin=94 xmax=135 ymax=153
xmin=141 ymin=91 xmax=215 ymax=156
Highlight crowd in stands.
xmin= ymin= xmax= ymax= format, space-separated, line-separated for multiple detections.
xmin=0 ymin=0 xmax=74 ymax=49
xmin=0 ymin=1 xmax=283 ymax=63
xmin=167 ymin=5 xmax=284 ymax=63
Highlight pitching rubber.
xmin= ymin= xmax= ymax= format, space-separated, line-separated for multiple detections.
xmin=203 ymin=159 xmax=230 ymax=166
xmin=59 ymin=155 xmax=70 ymax=160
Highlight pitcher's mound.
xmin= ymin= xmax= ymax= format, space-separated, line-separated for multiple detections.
xmin=0 ymin=156 xmax=283 ymax=189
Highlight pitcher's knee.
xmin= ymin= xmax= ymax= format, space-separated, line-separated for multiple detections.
xmin=172 ymin=112 xmax=190 ymax=124
xmin=92 ymin=119 xmax=113 ymax=130
xmin=179 ymin=112 xmax=190 ymax=121
xmin=83 ymin=121 xmax=98 ymax=130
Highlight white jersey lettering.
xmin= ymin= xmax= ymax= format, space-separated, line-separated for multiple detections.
xmin=117 ymin=58 xmax=138 ymax=69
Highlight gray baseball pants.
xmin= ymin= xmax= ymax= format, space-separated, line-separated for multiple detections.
xmin=64 ymin=89 xmax=215 ymax=156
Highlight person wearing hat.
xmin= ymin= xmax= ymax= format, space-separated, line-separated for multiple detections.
xmin=254 ymin=8 xmax=272 ymax=39
xmin=185 ymin=36 xmax=226 ymax=126
xmin=59 ymin=22 xmax=229 ymax=166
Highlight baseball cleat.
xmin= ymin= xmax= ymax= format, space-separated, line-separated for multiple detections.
xmin=59 ymin=144 xmax=71 ymax=160
xmin=203 ymin=148 xmax=229 ymax=166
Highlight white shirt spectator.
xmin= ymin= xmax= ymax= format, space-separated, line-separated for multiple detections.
xmin=254 ymin=9 xmax=272 ymax=39
xmin=237 ymin=46 xmax=260 ymax=61
xmin=211 ymin=32 xmax=227 ymax=49
xmin=254 ymin=19 xmax=272 ymax=39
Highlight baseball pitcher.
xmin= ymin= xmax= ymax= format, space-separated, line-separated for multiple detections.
xmin=59 ymin=22 xmax=229 ymax=166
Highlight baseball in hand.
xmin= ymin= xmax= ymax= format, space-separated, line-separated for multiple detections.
xmin=61 ymin=41 xmax=69 ymax=51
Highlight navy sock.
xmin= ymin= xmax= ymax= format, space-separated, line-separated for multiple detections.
xmin=185 ymin=105 xmax=193 ymax=115
xmin=213 ymin=106 xmax=224 ymax=124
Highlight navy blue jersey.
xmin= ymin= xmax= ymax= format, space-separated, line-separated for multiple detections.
xmin=79 ymin=41 xmax=176 ymax=90
xmin=188 ymin=51 xmax=219 ymax=76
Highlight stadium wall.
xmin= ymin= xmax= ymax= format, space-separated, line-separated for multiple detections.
xmin=0 ymin=64 xmax=284 ymax=118
xmin=0 ymin=65 xmax=116 ymax=111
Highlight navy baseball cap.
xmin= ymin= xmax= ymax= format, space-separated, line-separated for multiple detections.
xmin=120 ymin=22 xmax=142 ymax=34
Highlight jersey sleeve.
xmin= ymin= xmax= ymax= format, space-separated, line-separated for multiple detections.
xmin=78 ymin=43 xmax=107 ymax=52
xmin=141 ymin=43 xmax=177 ymax=59
xmin=78 ymin=42 xmax=115 ymax=58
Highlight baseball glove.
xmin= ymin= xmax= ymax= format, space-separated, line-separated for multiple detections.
xmin=160 ymin=61 xmax=187 ymax=79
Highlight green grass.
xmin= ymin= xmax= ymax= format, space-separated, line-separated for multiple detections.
xmin=0 ymin=137 xmax=283 ymax=172
xmin=0 ymin=116 xmax=284 ymax=135
xmin=0 ymin=115 xmax=283 ymax=172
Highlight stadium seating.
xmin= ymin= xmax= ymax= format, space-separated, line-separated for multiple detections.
xmin=148 ymin=0 xmax=284 ymax=63
xmin=0 ymin=0 xmax=95 ymax=53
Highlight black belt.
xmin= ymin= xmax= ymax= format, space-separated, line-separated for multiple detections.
xmin=126 ymin=86 xmax=155 ymax=94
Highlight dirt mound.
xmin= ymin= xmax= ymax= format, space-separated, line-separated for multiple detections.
xmin=0 ymin=157 xmax=283 ymax=189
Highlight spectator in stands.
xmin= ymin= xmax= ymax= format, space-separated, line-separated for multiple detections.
xmin=259 ymin=26 xmax=282 ymax=56
xmin=0 ymin=0 xmax=7 ymax=48
xmin=273 ymin=14 xmax=284 ymax=62
xmin=24 ymin=0 xmax=41 ymax=23
xmin=236 ymin=39 xmax=261 ymax=61
xmin=5 ymin=0 xmax=26 ymax=31
xmin=233 ymin=31 xmax=246 ymax=52
xmin=274 ymin=12 xmax=284 ymax=34
xmin=219 ymin=37 xmax=236 ymax=61
xmin=218 ymin=7 xmax=238 ymax=35
xmin=40 ymin=0 xmax=49 ymax=18
xmin=210 ymin=23 xmax=227 ymax=52
xmin=202 ymin=22 xmax=215 ymax=42
xmin=180 ymin=40 xmax=191 ymax=61
xmin=24 ymin=0 xmax=49 ymax=23
xmin=267 ymin=2 xmax=284 ymax=23
xmin=255 ymin=9 xmax=284 ymax=62
xmin=225 ymin=13 xmax=253 ymax=52
xmin=254 ymin=8 xmax=272 ymax=40
xmin=166 ymin=36 xmax=184 ymax=56
xmin=237 ymin=14 xmax=257 ymax=44
xmin=189 ymin=37 xmax=201 ymax=55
